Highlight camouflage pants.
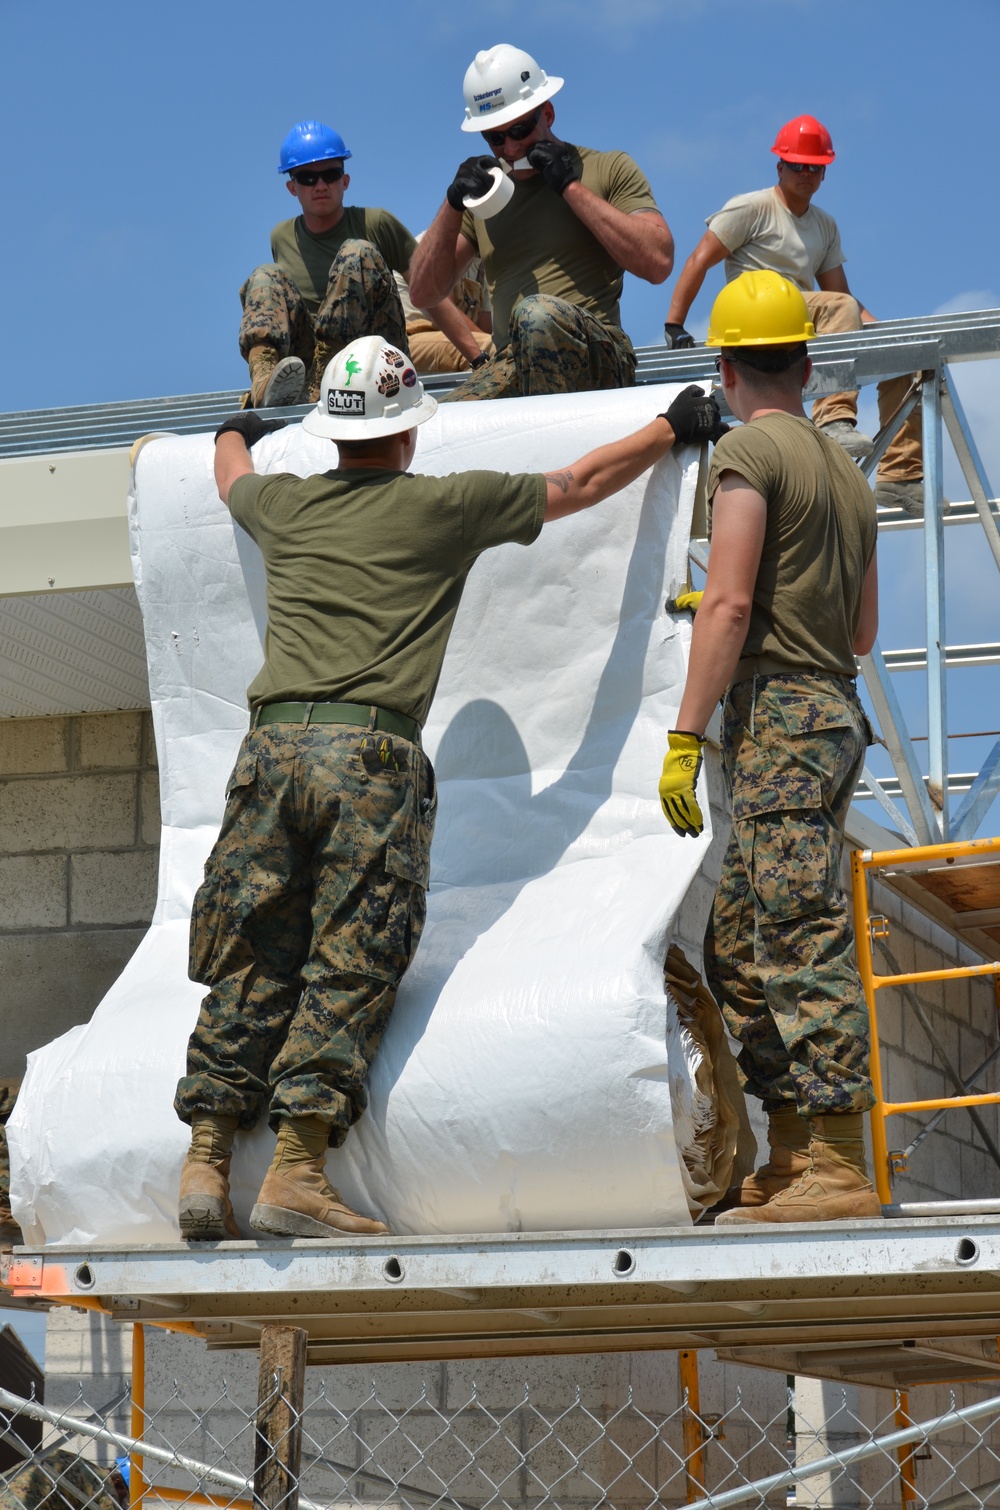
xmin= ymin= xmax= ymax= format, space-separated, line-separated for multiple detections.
xmin=174 ymin=723 xmax=435 ymax=1145
xmin=442 ymin=294 xmax=635 ymax=401
xmin=704 ymin=673 xmax=875 ymax=1116
xmin=238 ymin=239 xmax=409 ymax=378
xmin=0 ymin=1078 xmax=20 ymax=1203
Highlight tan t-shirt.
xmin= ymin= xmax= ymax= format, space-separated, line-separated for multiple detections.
xmin=707 ymin=412 xmax=876 ymax=677
xmin=708 ymin=187 xmax=845 ymax=291
xmin=460 ymin=145 xmax=658 ymax=347
xmin=229 ymin=468 xmax=546 ymax=723
xmin=270 ymin=207 xmax=417 ymax=317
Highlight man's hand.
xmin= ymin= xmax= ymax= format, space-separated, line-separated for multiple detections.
xmin=447 ymin=156 xmax=501 ymax=211
xmin=661 ymin=385 xmax=729 ymax=446
xmin=664 ymin=322 xmax=696 ymax=350
xmin=670 ymin=590 xmax=704 ymax=614
xmin=658 ymin=730 xmax=706 ymax=839
xmin=215 ymin=414 xmax=287 ymax=447
xmin=527 ymin=141 xmax=579 ymax=195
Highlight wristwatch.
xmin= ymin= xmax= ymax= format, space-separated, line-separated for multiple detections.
xmin=469 ymin=351 xmax=490 ymax=370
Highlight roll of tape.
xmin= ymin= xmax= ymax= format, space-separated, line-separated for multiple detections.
xmin=463 ymin=166 xmax=515 ymax=220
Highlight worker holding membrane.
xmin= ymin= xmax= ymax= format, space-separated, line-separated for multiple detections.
xmin=665 ymin=115 xmax=926 ymax=515
xmin=658 ymin=270 xmax=882 ymax=1224
xmin=408 ymin=44 xmax=674 ymax=401
xmin=238 ymin=121 xmax=460 ymax=409
xmin=174 ymin=336 xmax=726 ymax=1242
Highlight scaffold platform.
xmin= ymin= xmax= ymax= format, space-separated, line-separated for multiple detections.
xmin=5 ymin=1217 xmax=1000 ymax=1369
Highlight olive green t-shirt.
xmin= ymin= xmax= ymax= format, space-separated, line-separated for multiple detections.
xmin=228 ymin=467 xmax=546 ymax=724
xmin=460 ymin=146 xmax=658 ymax=348
xmin=707 ymin=413 xmax=877 ymax=677
xmin=270 ymin=207 xmax=417 ymax=318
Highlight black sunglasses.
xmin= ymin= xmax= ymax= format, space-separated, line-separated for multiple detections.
xmin=291 ymin=166 xmax=344 ymax=186
xmin=481 ymin=107 xmax=542 ymax=147
xmin=781 ymin=161 xmax=824 ymax=175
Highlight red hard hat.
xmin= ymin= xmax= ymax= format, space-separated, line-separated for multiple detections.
xmin=771 ymin=114 xmax=836 ymax=165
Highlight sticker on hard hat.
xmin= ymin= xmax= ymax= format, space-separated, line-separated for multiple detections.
xmin=328 ymin=389 xmax=365 ymax=415
xmin=381 ymin=348 xmax=406 ymax=369
xmin=476 ymin=97 xmax=506 ymax=114
xmin=401 ymin=368 xmax=417 ymax=387
xmin=377 ymin=372 xmax=400 ymax=398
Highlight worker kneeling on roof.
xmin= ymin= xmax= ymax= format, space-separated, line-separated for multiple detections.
xmin=658 ymin=270 xmax=883 ymax=1225
xmin=665 ymin=114 xmax=926 ymax=516
xmin=238 ymin=121 xmax=460 ymax=411
xmin=173 ymin=337 xmax=726 ymax=1242
xmin=408 ymin=44 xmax=674 ymax=401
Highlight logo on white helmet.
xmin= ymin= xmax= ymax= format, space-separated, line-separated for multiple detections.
xmin=327 ymin=389 xmax=365 ymax=416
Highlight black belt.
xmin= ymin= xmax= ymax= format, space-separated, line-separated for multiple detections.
xmin=252 ymin=701 xmax=421 ymax=745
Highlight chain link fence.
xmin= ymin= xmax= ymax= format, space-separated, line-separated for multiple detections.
xmin=4 ymin=1370 xmax=1000 ymax=1510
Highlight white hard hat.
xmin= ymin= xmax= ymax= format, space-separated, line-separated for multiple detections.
xmin=460 ymin=44 xmax=564 ymax=133
xmin=302 ymin=336 xmax=437 ymax=441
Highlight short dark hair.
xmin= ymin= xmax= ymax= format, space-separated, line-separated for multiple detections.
xmin=720 ymin=342 xmax=808 ymax=391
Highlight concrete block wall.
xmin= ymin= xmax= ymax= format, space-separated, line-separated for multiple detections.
xmin=0 ymin=712 xmax=160 ymax=1079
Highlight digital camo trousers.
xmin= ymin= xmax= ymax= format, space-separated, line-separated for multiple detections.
xmin=704 ymin=673 xmax=875 ymax=1117
xmin=174 ymin=723 xmax=436 ymax=1145
xmin=442 ymin=294 xmax=636 ymax=401
xmin=238 ymin=239 xmax=409 ymax=376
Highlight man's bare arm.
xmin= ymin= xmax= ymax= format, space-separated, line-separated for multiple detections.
xmin=665 ymin=230 xmax=730 ymax=326
xmin=421 ymin=294 xmax=491 ymax=365
xmin=544 ymin=416 xmax=677 ymax=522
xmin=560 ymin=187 xmax=673 ymax=282
xmin=816 ymin=264 xmax=877 ymax=324
xmin=408 ymin=209 xmax=478 ymax=307
xmin=215 ymin=433 xmax=255 ymax=507
xmin=675 ymin=471 xmax=767 ymax=735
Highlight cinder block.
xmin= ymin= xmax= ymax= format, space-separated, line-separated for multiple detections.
xmin=0 ymin=854 xmax=67 ymax=930
xmin=0 ymin=717 xmax=68 ymax=775
xmin=70 ymin=849 xmax=158 ymax=925
xmin=0 ymin=929 xmax=144 ymax=1077
xmin=76 ymin=712 xmax=143 ymax=770
xmin=140 ymin=769 xmax=162 ymax=847
xmin=0 ymin=773 xmax=137 ymax=852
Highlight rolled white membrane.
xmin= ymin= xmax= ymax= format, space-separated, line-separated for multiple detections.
xmin=10 ymin=385 xmax=727 ymax=1245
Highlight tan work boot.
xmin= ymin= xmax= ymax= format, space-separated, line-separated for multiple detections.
xmin=306 ymin=340 xmax=334 ymax=403
xmin=0 ymin=1195 xmax=23 ymax=1252
xmin=251 ymin=1159 xmax=390 ymax=1238
xmin=178 ymin=1114 xmax=241 ymax=1241
xmin=711 ymin=1105 xmax=810 ymax=1215
xmin=247 ymin=346 xmax=306 ymax=409
xmin=716 ymin=1112 xmax=882 ymax=1225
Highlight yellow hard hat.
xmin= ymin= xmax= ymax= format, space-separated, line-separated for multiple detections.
xmin=706 ymin=270 xmax=816 ymax=347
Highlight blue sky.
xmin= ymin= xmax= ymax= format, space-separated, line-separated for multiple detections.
xmin=1 ymin=0 xmax=998 ymax=832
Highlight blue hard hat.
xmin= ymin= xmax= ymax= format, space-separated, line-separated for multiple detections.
xmin=278 ymin=121 xmax=352 ymax=174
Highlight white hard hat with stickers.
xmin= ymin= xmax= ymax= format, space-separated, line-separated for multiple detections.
xmin=460 ymin=43 xmax=564 ymax=133
xmin=302 ymin=336 xmax=437 ymax=440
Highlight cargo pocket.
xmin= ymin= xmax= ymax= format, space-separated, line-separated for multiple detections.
xmin=739 ymin=809 xmax=838 ymax=924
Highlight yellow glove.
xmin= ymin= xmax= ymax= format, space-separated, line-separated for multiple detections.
xmin=658 ymin=730 xmax=706 ymax=838
xmin=672 ymin=590 xmax=704 ymax=614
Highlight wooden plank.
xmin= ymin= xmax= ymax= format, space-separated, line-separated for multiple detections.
xmin=252 ymin=1325 xmax=307 ymax=1510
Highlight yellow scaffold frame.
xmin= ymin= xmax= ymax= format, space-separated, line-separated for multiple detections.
xmin=851 ymin=835 xmax=1000 ymax=1205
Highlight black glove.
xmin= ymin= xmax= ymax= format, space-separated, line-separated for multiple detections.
xmin=215 ymin=414 xmax=287 ymax=447
xmin=664 ymin=322 xmax=696 ymax=350
xmin=526 ymin=140 xmax=579 ymax=195
xmin=447 ymin=155 xmax=501 ymax=211
xmin=661 ymin=385 xmax=729 ymax=446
